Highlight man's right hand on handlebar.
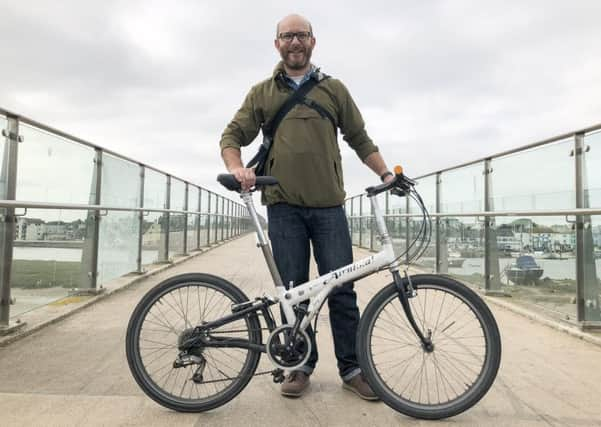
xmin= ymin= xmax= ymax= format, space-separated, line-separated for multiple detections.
xmin=231 ymin=167 xmax=257 ymax=192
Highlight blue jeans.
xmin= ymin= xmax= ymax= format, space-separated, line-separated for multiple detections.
xmin=267 ymin=203 xmax=361 ymax=381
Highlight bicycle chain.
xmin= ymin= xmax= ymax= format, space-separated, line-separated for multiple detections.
xmin=189 ymin=369 xmax=284 ymax=385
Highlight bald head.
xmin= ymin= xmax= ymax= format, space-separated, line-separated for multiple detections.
xmin=276 ymin=14 xmax=313 ymax=37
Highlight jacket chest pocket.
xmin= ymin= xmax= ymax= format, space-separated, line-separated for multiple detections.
xmin=277 ymin=106 xmax=335 ymax=155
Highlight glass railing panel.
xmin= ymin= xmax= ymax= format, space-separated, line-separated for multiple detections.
xmin=583 ymin=131 xmax=601 ymax=322
xmin=0 ymin=117 xmax=6 ymax=196
xmin=142 ymin=169 xmax=167 ymax=265
xmin=200 ymin=190 xmax=209 ymax=246
xmin=438 ymin=163 xmax=485 ymax=273
xmin=350 ymin=197 xmax=360 ymax=245
xmin=492 ymin=215 xmax=576 ymax=322
xmin=440 ymin=162 xmax=484 ymax=213
xmin=11 ymin=209 xmax=87 ymax=317
xmin=227 ymin=200 xmax=233 ymax=239
xmin=207 ymin=193 xmax=214 ymax=245
xmin=0 ymin=115 xmax=6 ymax=136
xmin=387 ymin=182 xmax=407 ymax=258
xmin=443 ymin=216 xmax=485 ymax=287
xmin=17 ymin=124 xmax=95 ymax=204
xmin=358 ymin=195 xmax=369 ymax=248
xmin=199 ymin=214 xmax=209 ymax=246
xmin=216 ymin=195 xmax=223 ymax=243
xmin=372 ymin=193 xmax=386 ymax=251
xmin=187 ymin=186 xmax=200 ymax=251
xmin=360 ymin=216 xmax=371 ymax=249
xmin=97 ymin=154 xmax=140 ymax=284
xmin=169 ymin=178 xmax=186 ymax=256
xmin=219 ymin=197 xmax=226 ymax=241
xmin=410 ymin=176 xmax=436 ymax=271
xmin=214 ymin=193 xmax=220 ymax=244
xmin=489 ymin=138 xmax=574 ymax=211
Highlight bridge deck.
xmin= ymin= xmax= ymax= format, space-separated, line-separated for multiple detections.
xmin=0 ymin=235 xmax=599 ymax=426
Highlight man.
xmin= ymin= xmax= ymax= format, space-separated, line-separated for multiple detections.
xmin=219 ymin=14 xmax=394 ymax=400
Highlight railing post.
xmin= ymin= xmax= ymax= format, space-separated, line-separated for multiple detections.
xmin=159 ymin=176 xmax=171 ymax=262
xmin=183 ymin=183 xmax=188 ymax=255
xmin=359 ymin=195 xmax=363 ymax=248
xmin=350 ymin=197 xmax=355 ymax=244
xmin=214 ymin=195 xmax=219 ymax=243
xmin=0 ymin=116 xmax=25 ymax=333
xmin=196 ymin=187 xmax=201 ymax=250
xmin=80 ymin=148 xmax=103 ymax=293
xmin=405 ymin=195 xmax=410 ymax=265
xmin=575 ymin=132 xmax=600 ymax=327
xmin=136 ymin=165 xmax=145 ymax=273
xmin=226 ymin=199 xmax=231 ymax=240
xmin=436 ymin=172 xmax=448 ymax=273
xmin=484 ymin=159 xmax=503 ymax=295
xmin=370 ymin=198 xmax=374 ymax=251
xmin=221 ymin=197 xmax=225 ymax=242
xmin=206 ymin=192 xmax=211 ymax=246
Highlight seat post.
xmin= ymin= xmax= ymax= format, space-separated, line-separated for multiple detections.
xmin=240 ymin=192 xmax=284 ymax=288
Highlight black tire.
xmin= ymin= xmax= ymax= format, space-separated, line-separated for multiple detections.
xmin=357 ymin=274 xmax=501 ymax=420
xmin=126 ymin=273 xmax=262 ymax=412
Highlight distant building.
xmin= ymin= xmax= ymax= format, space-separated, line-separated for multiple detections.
xmin=15 ymin=218 xmax=85 ymax=241
xmin=16 ymin=218 xmax=45 ymax=240
xmin=45 ymin=221 xmax=68 ymax=240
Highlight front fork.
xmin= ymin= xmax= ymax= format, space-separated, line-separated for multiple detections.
xmin=392 ymin=270 xmax=434 ymax=352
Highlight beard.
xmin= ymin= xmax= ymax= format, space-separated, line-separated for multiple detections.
xmin=280 ymin=45 xmax=313 ymax=70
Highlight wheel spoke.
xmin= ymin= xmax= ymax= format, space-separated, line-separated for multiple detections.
xmin=365 ymin=280 xmax=498 ymax=413
xmin=129 ymin=279 xmax=260 ymax=407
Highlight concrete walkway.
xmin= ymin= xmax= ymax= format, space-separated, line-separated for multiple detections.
xmin=0 ymin=234 xmax=600 ymax=426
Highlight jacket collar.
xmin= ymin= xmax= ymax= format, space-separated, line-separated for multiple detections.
xmin=272 ymin=61 xmax=324 ymax=84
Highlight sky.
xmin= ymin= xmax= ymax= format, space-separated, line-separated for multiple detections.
xmin=1 ymin=0 xmax=601 ymax=212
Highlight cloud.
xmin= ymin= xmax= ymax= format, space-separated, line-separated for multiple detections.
xmin=1 ymin=0 xmax=601 ymax=209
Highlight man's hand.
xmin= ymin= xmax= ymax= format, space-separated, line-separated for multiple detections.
xmin=231 ymin=167 xmax=257 ymax=191
xmin=383 ymin=173 xmax=395 ymax=184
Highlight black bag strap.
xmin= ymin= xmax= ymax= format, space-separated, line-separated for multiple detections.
xmin=262 ymin=76 xmax=322 ymax=138
xmin=246 ymin=73 xmax=336 ymax=173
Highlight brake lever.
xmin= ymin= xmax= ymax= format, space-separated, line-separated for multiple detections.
xmin=391 ymin=188 xmax=406 ymax=197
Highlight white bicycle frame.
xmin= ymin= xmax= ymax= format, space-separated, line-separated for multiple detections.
xmin=240 ymin=190 xmax=401 ymax=331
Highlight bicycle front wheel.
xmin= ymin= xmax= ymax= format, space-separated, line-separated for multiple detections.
xmin=126 ymin=273 xmax=262 ymax=412
xmin=357 ymin=274 xmax=501 ymax=419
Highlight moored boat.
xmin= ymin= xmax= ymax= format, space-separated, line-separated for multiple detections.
xmin=505 ymin=255 xmax=544 ymax=285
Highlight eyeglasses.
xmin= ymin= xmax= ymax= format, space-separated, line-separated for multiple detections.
xmin=277 ymin=31 xmax=312 ymax=43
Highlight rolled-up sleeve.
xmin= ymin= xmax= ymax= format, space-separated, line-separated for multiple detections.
xmin=219 ymin=87 xmax=262 ymax=153
xmin=337 ymin=81 xmax=379 ymax=161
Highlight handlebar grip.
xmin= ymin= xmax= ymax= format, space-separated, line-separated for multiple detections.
xmin=217 ymin=174 xmax=278 ymax=192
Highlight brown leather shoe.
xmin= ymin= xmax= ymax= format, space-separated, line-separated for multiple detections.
xmin=281 ymin=371 xmax=310 ymax=397
xmin=342 ymin=373 xmax=379 ymax=401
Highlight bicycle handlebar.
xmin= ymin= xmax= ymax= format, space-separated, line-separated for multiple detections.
xmin=365 ymin=165 xmax=416 ymax=197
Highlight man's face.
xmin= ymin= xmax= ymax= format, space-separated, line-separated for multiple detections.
xmin=275 ymin=19 xmax=315 ymax=71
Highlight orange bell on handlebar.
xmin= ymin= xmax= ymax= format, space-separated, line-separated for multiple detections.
xmin=394 ymin=165 xmax=403 ymax=175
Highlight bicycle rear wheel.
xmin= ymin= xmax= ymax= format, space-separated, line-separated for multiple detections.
xmin=357 ymin=274 xmax=501 ymax=419
xmin=126 ymin=273 xmax=262 ymax=412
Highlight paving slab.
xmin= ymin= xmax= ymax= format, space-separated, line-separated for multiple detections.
xmin=0 ymin=235 xmax=600 ymax=426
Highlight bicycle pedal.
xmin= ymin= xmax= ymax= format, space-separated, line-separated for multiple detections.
xmin=272 ymin=369 xmax=285 ymax=383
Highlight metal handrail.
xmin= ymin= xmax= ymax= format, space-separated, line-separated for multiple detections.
xmin=346 ymin=208 xmax=601 ymax=218
xmin=0 ymin=107 xmax=239 ymax=206
xmin=413 ymin=123 xmax=601 ymax=180
xmin=0 ymin=199 xmax=249 ymax=217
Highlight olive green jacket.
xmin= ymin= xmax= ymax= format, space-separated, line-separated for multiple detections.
xmin=219 ymin=62 xmax=378 ymax=207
